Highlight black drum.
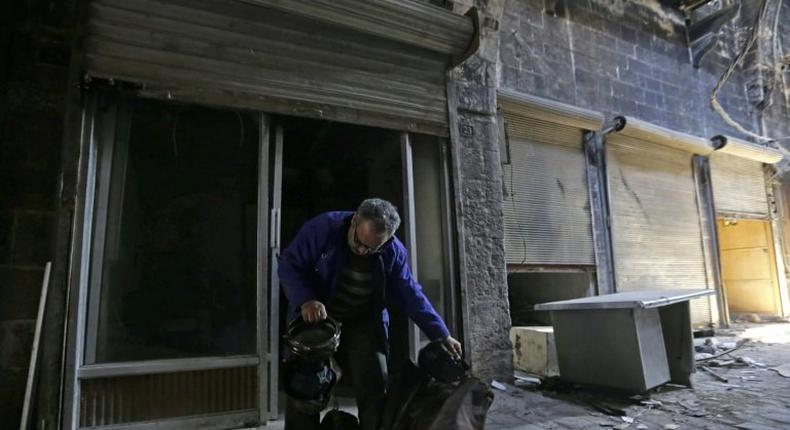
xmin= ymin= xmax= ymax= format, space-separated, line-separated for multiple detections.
xmin=284 ymin=317 xmax=342 ymax=361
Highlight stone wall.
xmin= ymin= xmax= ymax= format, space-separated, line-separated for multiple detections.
xmin=762 ymin=1 xmax=790 ymax=143
xmin=498 ymin=0 xmax=772 ymax=138
xmin=0 ymin=1 xmax=73 ymax=427
xmin=451 ymin=0 xmax=515 ymax=381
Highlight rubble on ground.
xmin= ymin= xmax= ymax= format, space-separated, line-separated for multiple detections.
xmin=486 ymin=323 xmax=790 ymax=430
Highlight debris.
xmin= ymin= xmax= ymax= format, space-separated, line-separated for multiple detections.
xmin=664 ymin=424 xmax=680 ymax=430
xmin=718 ymin=341 xmax=737 ymax=350
xmin=514 ymin=375 xmax=542 ymax=386
xmin=636 ymin=425 xmax=648 ymax=430
xmin=490 ymin=380 xmax=507 ymax=391
xmin=707 ymin=359 xmax=736 ymax=367
xmin=736 ymin=357 xmax=766 ymax=367
xmin=621 ymin=416 xmax=635 ymax=423
xmin=700 ymin=365 xmax=728 ymax=383
xmin=696 ymin=340 xmax=749 ymax=362
xmin=769 ymin=364 xmax=790 ymax=378
xmin=695 ymin=352 xmax=714 ymax=360
xmin=694 ymin=344 xmax=716 ymax=354
xmin=640 ymin=399 xmax=663 ymax=408
xmin=589 ymin=401 xmax=627 ymax=416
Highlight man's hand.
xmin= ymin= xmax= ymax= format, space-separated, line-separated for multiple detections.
xmin=442 ymin=336 xmax=463 ymax=360
xmin=301 ymin=300 xmax=327 ymax=323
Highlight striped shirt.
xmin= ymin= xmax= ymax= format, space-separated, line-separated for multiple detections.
xmin=327 ymin=253 xmax=374 ymax=320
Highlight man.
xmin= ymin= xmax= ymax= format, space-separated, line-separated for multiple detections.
xmin=278 ymin=198 xmax=462 ymax=430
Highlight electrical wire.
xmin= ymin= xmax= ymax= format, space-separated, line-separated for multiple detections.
xmin=709 ymin=0 xmax=774 ymax=143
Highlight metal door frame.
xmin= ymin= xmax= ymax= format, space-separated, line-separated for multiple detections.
xmin=401 ymin=132 xmax=460 ymax=359
xmin=63 ymin=94 xmax=272 ymax=429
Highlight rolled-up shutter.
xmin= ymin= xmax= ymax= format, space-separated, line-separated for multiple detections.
xmin=606 ymin=134 xmax=713 ymax=324
xmin=83 ymin=0 xmax=477 ymax=135
xmin=501 ymin=114 xmax=594 ymax=265
xmin=710 ymin=153 xmax=768 ymax=217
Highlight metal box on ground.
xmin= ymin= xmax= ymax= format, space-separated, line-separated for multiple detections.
xmin=509 ymin=326 xmax=559 ymax=377
xmin=535 ymin=289 xmax=715 ymax=393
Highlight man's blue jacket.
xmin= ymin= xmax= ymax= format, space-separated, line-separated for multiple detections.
xmin=277 ymin=211 xmax=450 ymax=341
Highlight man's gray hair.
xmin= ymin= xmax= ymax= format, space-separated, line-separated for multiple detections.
xmin=356 ymin=198 xmax=401 ymax=236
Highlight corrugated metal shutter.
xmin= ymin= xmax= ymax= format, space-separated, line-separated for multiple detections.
xmin=710 ymin=152 xmax=768 ymax=217
xmin=502 ymin=114 xmax=594 ymax=265
xmin=607 ymin=135 xmax=713 ymax=324
xmin=83 ymin=0 xmax=469 ymax=135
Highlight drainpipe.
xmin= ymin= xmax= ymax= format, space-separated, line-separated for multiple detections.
xmin=583 ymin=116 xmax=625 ymax=296
xmin=703 ymin=135 xmax=730 ymax=327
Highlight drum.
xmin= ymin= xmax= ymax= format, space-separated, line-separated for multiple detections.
xmin=284 ymin=317 xmax=342 ymax=361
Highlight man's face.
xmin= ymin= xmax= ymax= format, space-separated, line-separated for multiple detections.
xmin=348 ymin=216 xmax=389 ymax=256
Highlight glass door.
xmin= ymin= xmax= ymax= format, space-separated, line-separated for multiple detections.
xmin=69 ymin=95 xmax=272 ymax=429
xmin=402 ymin=133 xmax=459 ymax=358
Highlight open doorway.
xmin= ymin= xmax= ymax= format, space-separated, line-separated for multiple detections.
xmin=718 ymin=218 xmax=783 ymax=318
xmin=273 ymin=115 xmax=457 ymax=414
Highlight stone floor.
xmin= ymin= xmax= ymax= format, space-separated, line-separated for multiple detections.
xmin=259 ymin=323 xmax=790 ymax=429
xmin=486 ymin=323 xmax=790 ymax=430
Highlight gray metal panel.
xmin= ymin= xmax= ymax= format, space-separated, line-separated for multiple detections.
xmin=240 ymin=0 xmax=475 ymax=57
xmin=617 ymin=116 xmax=712 ymax=155
xmin=550 ymin=308 xmax=669 ymax=392
xmin=502 ymin=115 xmax=594 ymax=265
xmin=83 ymin=0 xmax=452 ymax=135
xmin=710 ymin=152 xmax=769 ymax=217
xmin=498 ymin=90 xmax=604 ymax=131
xmin=716 ymin=135 xmax=783 ymax=164
xmin=535 ymin=289 xmax=714 ymax=310
xmin=607 ymin=135 xmax=713 ymax=325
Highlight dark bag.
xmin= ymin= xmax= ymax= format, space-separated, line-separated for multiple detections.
xmin=418 ymin=341 xmax=469 ymax=383
xmin=283 ymin=359 xmax=337 ymax=401
xmin=320 ymin=409 xmax=361 ymax=430
xmin=380 ymin=361 xmax=493 ymax=430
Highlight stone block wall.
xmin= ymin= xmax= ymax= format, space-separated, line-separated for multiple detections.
xmin=498 ymin=0 xmax=771 ymax=139
xmin=450 ymin=0 xmax=515 ymax=381
xmin=0 ymin=1 xmax=72 ymax=427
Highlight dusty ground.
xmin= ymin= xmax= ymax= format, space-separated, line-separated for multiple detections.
xmin=486 ymin=323 xmax=790 ymax=430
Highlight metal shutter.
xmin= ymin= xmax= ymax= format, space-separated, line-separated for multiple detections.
xmin=710 ymin=153 xmax=768 ymax=217
xmin=83 ymin=0 xmax=475 ymax=136
xmin=502 ymin=114 xmax=594 ymax=265
xmin=607 ymin=135 xmax=713 ymax=325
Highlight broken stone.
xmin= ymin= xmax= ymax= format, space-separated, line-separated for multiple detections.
xmin=640 ymin=399 xmax=663 ymax=407
xmin=719 ymin=341 xmax=737 ymax=350
xmin=490 ymin=380 xmax=507 ymax=391
xmin=737 ymin=357 xmax=766 ymax=367
xmin=621 ymin=416 xmax=634 ymax=423
xmin=769 ymin=364 xmax=790 ymax=378
xmin=514 ymin=375 xmax=542 ymax=386
xmin=695 ymin=352 xmax=714 ymax=360
xmin=663 ymin=424 xmax=680 ymax=430
xmin=636 ymin=425 xmax=648 ymax=430
xmin=695 ymin=344 xmax=716 ymax=354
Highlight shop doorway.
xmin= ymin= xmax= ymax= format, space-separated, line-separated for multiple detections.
xmin=717 ymin=218 xmax=783 ymax=317
xmin=69 ymin=96 xmax=458 ymax=428
xmin=69 ymin=95 xmax=267 ymax=430
xmin=270 ymin=115 xmax=458 ymax=414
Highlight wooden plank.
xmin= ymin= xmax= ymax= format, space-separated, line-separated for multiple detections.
xmin=20 ymin=262 xmax=52 ymax=430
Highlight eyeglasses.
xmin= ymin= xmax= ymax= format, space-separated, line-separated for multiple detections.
xmin=353 ymin=224 xmax=383 ymax=255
